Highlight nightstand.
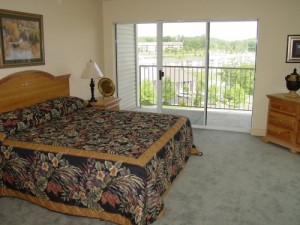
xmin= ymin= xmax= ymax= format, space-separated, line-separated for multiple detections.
xmin=89 ymin=97 xmax=121 ymax=110
xmin=263 ymin=93 xmax=300 ymax=153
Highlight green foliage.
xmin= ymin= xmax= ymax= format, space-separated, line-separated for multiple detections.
xmin=139 ymin=35 xmax=256 ymax=56
xmin=182 ymin=36 xmax=206 ymax=54
xmin=178 ymin=99 xmax=187 ymax=106
xmin=193 ymin=96 xmax=201 ymax=107
xmin=207 ymin=85 xmax=220 ymax=104
xmin=247 ymin=39 xmax=257 ymax=52
xmin=210 ymin=38 xmax=256 ymax=53
xmin=162 ymin=76 xmax=176 ymax=105
xmin=183 ymin=83 xmax=189 ymax=93
xmin=138 ymin=36 xmax=156 ymax=42
xmin=223 ymin=84 xmax=246 ymax=107
xmin=141 ymin=80 xmax=156 ymax=105
xmin=193 ymin=73 xmax=205 ymax=107
xmin=219 ymin=63 xmax=255 ymax=95
xmin=163 ymin=36 xmax=173 ymax=42
xmin=138 ymin=35 xmax=256 ymax=109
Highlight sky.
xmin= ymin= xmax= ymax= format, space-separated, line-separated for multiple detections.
xmin=137 ymin=21 xmax=257 ymax=41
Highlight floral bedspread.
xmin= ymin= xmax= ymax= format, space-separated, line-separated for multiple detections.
xmin=0 ymin=98 xmax=193 ymax=225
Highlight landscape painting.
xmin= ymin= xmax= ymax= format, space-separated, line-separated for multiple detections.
xmin=0 ymin=9 xmax=44 ymax=68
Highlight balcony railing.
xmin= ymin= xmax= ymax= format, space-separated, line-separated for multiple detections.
xmin=140 ymin=65 xmax=255 ymax=111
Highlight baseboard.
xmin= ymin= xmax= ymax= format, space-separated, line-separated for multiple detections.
xmin=250 ymin=128 xmax=266 ymax=136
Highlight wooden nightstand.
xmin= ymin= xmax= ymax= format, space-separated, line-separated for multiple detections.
xmin=263 ymin=93 xmax=300 ymax=153
xmin=89 ymin=97 xmax=121 ymax=110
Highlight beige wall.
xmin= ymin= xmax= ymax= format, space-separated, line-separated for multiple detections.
xmin=0 ymin=0 xmax=103 ymax=100
xmin=102 ymin=0 xmax=300 ymax=136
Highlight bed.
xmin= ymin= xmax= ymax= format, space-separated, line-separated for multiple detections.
xmin=0 ymin=70 xmax=199 ymax=225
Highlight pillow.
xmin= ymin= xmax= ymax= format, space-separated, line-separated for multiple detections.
xmin=0 ymin=96 xmax=87 ymax=136
xmin=0 ymin=105 xmax=42 ymax=135
xmin=36 ymin=96 xmax=87 ymax=118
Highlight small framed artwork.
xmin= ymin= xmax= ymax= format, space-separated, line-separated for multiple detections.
xmin=286 ymin=35 xmax=300 ymax=63
xmin=0 ymin=9 xmax=44 ymax=68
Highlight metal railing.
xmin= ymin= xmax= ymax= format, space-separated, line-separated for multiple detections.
xmin=139 ymin=65 xmax=255 ymax=110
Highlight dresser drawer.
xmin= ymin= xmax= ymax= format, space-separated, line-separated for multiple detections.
xmin=267 ymin=124 xmax=293 ymax=143
xmin=296 ymin=121 xmax=300 ymax=145
xmin=270 ymin=99 xmax=296 ymax=116
xmin=268 ymin=111 xmax=296 ymax=130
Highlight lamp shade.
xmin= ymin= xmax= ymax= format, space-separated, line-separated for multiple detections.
xmin=81 ymin=60 xmax=104 ymax=79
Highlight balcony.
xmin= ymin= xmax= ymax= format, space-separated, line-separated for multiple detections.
xmin=139 ymin=65 xmax=254 ymax=132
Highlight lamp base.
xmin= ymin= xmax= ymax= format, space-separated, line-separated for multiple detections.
xmin=89 ymin=97 xmax=97 ymax=102
xmin=89 ymin=78 xmax=97 ymax=102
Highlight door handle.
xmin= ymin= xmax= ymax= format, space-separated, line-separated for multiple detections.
xmin=159 ymin=70 xmax=164 ymax=80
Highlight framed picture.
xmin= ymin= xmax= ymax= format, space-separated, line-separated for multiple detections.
xmin=286 ymin=35 xmax=300 ymax=63
xmin=0 ymin=9 xmax=44 ymax=68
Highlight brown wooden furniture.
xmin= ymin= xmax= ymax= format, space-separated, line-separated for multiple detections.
xmin=263 ymin=93 xmax=300 ymax=153
xmin=0 ymin=70 xmax=70 ymax=113
xmin=89 ymin=97 xmax=121 ymax=110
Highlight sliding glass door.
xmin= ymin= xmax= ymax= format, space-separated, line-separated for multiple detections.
xmin=116 ymin=20 xmax=257 ymax=132
xmin=160 ymin=22 xmax=207 ymax=119
xmin=137 ymin=22 xmax=207 ymax=116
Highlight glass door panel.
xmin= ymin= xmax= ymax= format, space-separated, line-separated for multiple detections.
xmin=207 ymin=21 xmax=257 ymax=132
xmin=137 ymin=23 xmax=158 ymax=112
xmin=161 ymin=22 xmax=207 ymax=123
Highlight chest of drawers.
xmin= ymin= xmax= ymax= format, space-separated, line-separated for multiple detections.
xmin=263 ymin=93 xmax=300 ymax=153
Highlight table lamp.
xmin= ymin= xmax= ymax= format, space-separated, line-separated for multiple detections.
xmin=81 ymin=60 xmax=104 ymax=102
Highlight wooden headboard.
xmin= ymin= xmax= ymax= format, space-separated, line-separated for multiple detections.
xmin=0 ymin=70 xmax=71 ymax=113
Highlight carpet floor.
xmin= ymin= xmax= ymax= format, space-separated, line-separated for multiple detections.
xmin=1 ymin=129 xmax=300 ymax=225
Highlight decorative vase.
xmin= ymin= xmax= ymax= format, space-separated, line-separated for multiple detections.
xmin=285 ymin=68 xmax=300 ymax=97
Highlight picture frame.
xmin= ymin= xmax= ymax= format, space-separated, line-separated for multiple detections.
xmin=286 ymin=35 xmax=300 ymax=63
xmin=0 ymin=9 xmax=44 ymax=68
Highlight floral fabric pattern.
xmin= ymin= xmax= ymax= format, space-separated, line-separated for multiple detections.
xmin=0 ymin=96 xmax=87 ymax=136
xmin=0 ymin=106 xmax=193 ymax=225
xmin=9 ymin=109 xmax=183 ymax=159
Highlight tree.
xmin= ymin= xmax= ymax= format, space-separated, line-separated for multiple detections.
xmin=141 ymin=80 xmax=156 ymax=105
xmin=182 ymin=36 xmax=206 ymax=54
xmin=162 ymin=76 xmax=175 ymax=105
xmin=223 ymin=84 xmax=246 ymax=108
xmin=183 ymin=82 xmax=189 ymax=93
xmin=219 ymin=63 xmax=255 ymax=95
xmin=193 ymin=73 xmax=205 ymax=107
xmin=207 ymin=85 xmax=220 ymax=105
